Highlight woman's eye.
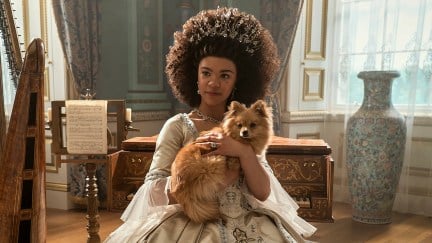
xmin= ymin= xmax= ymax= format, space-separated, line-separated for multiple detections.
xmin=202 ymin=71 xmax=211 ymax=76
xmin=221 ymin=74 xmax=230 ymax=79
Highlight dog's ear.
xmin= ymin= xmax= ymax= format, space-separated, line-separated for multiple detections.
xmin=229 ymin=101 xmax=245 ymax=111
xmin=226 ymin=101 xmax=246 ymax=117
xmin=251 ymin=100 xmax=271 ymax=118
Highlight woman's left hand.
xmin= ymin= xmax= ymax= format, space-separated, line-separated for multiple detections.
xmin=196 ymin=131 xmax=248 ymax=158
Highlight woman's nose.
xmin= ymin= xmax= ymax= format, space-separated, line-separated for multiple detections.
xmin=208 ymin=78 xmax=221 ymax=87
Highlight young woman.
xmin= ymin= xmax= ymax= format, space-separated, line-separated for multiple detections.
xmin=105 ymin=7 xmax=316 ymax=242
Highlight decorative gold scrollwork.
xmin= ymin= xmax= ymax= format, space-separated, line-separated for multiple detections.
xmin=268 ymin=156 xmax=324 ymax=182
xmin=126 ymin=153 xmax=152 ymax=177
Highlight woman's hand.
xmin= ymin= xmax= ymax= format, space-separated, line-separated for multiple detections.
xmin=196 ymin=130 xmax=248 ymax=157
xmin=196 ymin=131 xmax=271 ymax=201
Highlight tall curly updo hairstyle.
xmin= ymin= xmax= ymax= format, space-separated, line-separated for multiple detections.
xmin=165 ymin=7 xmax=280 ymax=108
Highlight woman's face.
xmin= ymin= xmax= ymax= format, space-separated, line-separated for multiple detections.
xmin=197 ymin=56 xmax=237 ymax=108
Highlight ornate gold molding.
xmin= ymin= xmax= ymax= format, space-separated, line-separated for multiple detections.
xmin=282 ymin=112 xmax=432 ymax=126
xmin=303 ymin=68 xmax=325 ymax=101
xmin=281 ymin=110 xmax=328 ymax=123
xmin=297 ymin=132 xmax=321 ymax=139
xmin=40 ymin=0 xmax=50 ymax=101
xmin=304 ymin=0 xmax=328 ymax=60
xmin=133 ymin=110 xmax=170 ymax=121
xmin=46 ymin=182 xmax=69 ymax=192
xmin=39 ymin=0 xmax=48 ymax=53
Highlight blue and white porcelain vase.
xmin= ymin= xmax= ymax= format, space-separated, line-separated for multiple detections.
xmin=346 ymin=70 xmax=406 ymax=224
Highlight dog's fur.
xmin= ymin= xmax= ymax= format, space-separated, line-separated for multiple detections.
xmin=170 ymin=100 xmax=273 ymax=223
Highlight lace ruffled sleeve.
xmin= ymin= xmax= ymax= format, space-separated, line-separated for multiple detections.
xmin=120 ymin=114 xmax=195 ymax=222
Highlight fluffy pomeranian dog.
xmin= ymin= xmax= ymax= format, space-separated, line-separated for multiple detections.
xmin=170 ymin=99 xmax=273 ymax=223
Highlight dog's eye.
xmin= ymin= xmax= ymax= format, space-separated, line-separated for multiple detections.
xmin=250 ymin=122 xmax=256 ymax=128
xmin=237 ymin=123 xmax=242 ymax=128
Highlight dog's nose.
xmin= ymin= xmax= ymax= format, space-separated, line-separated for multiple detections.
xmin=241 ymin=130 xmax=249 ymax=138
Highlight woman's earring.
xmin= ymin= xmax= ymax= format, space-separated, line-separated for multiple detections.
xmin=197 ymin=89 xmax=201 ymax=94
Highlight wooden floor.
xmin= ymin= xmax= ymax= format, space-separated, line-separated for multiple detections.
xmin=47 ymin=202 xmax=432 ymax=243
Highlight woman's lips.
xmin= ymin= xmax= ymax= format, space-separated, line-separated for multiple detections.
xmin=205 ymin=91 xmax=220 ymax=96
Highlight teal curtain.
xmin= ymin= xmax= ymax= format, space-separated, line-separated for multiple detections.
xmin=52 ymin=0 xmax=101 ymax=96
xmin=260 ymin=0 xmax=304 ymax=135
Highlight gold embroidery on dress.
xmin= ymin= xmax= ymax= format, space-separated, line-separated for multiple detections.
xmin=218 ymin=179 xmax=265 ymax=242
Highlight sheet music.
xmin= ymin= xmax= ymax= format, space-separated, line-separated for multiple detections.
xmin=65 ymin=100 xmax=108 ymax=154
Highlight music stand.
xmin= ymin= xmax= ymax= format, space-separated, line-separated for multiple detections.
xmin=50 ymin=99 xmax=126 ymax=243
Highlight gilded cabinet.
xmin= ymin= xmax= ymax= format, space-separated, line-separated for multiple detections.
xmin=108 ymin=136 xmax=334 ymax=222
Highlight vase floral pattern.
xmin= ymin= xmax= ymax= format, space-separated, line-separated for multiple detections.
xmin=346 ymin=70 xmax=406 ymax=224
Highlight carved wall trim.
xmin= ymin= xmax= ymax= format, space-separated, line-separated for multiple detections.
xmin=281 ymin=111 xmax=328 ymax=123
xmin=412 ymin=137 xmax=432 ymax=143
xmin=281 ymin=111 xmax=432 ymax=126
xmin=302 ymin=68 xmax=325 ymax=101
xmin=405 ymin=166 xmax=432 ymax=178
xmin=297 ymin=132 xmax=320 ymax=139
xmin=304 ymin=0 xmax=328 ymax=60
xmin=39 ymin=0 xmax=51 ymax=101
xmin=411 ymin=116 xmax=432 ymax=126
xmin=133 ymin=110 xmax=170 ymax=121
xmin=22 ymin=0 xmax=28 ymax=46
xmin=46 ymin=182 xmax=69 ymax=192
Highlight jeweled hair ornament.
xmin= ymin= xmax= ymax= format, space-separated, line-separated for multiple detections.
xmin=185 ymin=7 xmax=261 ymax=54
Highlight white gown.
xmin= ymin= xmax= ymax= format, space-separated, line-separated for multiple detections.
xmin=104 ymin=113 xmax=316 ymax=243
